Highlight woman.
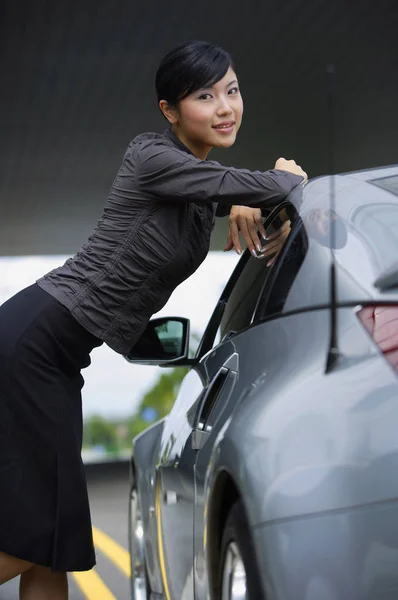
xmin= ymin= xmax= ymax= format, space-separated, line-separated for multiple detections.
xmin=0 ymin=40 xmax=306 ymax=598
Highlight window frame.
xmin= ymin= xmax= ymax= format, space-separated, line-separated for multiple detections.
xmin=252 ymin=209 xmax=308 ymax=324
xmin=195 ymin=250 xmax=251 ymax=359
xmin=196 ymin=201 xmax=294 ymax=359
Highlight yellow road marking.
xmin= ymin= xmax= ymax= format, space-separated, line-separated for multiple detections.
xmin=156 ymin=475 xmax=171 ymax=600
xmin=72 ymin=569 xmax=117 ymax=600
xmin=92 ymin=525 xmax=131 ymax=578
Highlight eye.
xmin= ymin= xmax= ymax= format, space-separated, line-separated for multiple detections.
xmin=198 ymin=93 xmax=212 ymax=100
xmin=228 ymin=87 xmax=240 ymax=95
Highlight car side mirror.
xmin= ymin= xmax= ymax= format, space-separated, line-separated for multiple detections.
xmin=124 ymin=317 xmax=190 ymax=366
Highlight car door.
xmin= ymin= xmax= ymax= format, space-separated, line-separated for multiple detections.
xmin=154 ymin=222 xmax=281 ymax=600
xmin=154 ymin=365 xmax=205 ymax=600
xmin=192 ymin=205 xmax=308 ymax=599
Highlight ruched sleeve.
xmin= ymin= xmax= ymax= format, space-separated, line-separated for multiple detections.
xmin=135 ymin=139 xmax=304 ymax=209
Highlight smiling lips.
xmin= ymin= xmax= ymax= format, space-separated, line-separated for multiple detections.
xmin=213 ymin=121 xmax=235 ymax=133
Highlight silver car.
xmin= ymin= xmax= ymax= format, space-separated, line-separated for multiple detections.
xmin=126 ymin=165 xmax=398 ymax=600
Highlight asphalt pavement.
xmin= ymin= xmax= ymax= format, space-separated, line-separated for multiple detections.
xmin=0 ymin=461 xmax=131 ymax=600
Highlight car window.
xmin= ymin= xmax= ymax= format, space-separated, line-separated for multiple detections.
xmin=196 ymin=205 xmax=302 ymax=355
xmin=254 ymin=208 xmax=308 ymax=322
xmin=215 ymin=254 xmax=269 ymax=344
xmin=194 ymin=256 xmax=249 ymax=358
xmin=214 ymin=206 xmax=297 ymax=345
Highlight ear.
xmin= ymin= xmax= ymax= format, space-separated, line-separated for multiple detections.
xmin=159 ymin=100 xmax=179 ymax=125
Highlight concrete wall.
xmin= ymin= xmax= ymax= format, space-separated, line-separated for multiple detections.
xmin=1 ymin=0 xmax=397 ymax=255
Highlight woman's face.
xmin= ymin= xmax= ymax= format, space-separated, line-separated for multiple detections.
xmin=163 ymin=66 xmax=243 ymax=160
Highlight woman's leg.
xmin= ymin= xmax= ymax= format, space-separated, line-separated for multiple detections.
xmin=19 ymin=565 xmax=68 ymax=600
xmin=0 ymin=551 xmax=32 ymax=584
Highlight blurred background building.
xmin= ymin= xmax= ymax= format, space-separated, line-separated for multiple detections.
xmin=1 ymin=0 xmax=397 ymax=256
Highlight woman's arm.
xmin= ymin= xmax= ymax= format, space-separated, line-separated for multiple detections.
xmin=135 ymin=141 xmax=305 ymax=208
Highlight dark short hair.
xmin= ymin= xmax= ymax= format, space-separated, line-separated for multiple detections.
xmin=155 ymin=41 xmax=233 ymax=107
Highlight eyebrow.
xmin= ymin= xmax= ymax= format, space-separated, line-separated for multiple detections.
xmin=200 ymin=79 xmax=239 ymax=93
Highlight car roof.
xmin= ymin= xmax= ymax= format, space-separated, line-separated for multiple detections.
xmin=296 ymin=165 xmax=398 ymax=300
xmin=298 ymin=165 xmax=398 ymax=216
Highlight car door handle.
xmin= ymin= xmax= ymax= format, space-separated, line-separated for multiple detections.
xmin=192 ymin=353 xmax=238 ymax=452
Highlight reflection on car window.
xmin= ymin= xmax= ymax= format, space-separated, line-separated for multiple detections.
xmin=215 ymin=206 xmax=296 ymax=344
xmin=351 ymin=203 xmax=398 ymax=273
xmin=216 ymin=255 xmax=268 ymax=344
xmin=304 ymin=208 xmax=347 ymax=249
xmin=198 ymin=205 xmax=308 ymax=354
xmin=254 ymin=210 xmax=308 ymax=321
xmin=254 ymin=198 xmax=352 ymax=321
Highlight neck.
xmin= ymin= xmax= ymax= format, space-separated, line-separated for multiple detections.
xmin=171 ymin=127 xmax=211 ymax=160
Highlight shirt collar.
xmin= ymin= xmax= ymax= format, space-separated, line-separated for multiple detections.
xmin=163 ymin=127 xmax=195 ymax=157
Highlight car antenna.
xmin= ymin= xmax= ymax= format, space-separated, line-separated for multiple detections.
xmin=325 ymin=64 xmax=342 ymax=374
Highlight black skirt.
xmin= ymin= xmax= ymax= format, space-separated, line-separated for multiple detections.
xmin=0 ymin=284 xmax=103 ymax=571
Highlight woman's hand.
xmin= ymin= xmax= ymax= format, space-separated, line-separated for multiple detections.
xmin=275 ymin=157 xmax=308 ymax=183
xmin=224 ymin=205 xmax=292 ymax=265
xmin=261 ymin=219 xmax=291 ymax=266
xmin=224 ymin=206 xmax=267 ymax=256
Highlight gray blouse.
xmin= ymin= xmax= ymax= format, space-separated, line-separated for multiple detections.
xmin=37 ymin=128 xmax=303 ymax=354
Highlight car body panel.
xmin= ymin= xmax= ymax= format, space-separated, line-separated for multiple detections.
xmin=253 ymin=499 xmax=398 ymax=600
xmin=208 ymin=308 xmax=398 ymax=522
xmin=155 ymin=341 xmax=240 ymax=599
xmin=293 ymin=166 xmax=398 ymax=309
xmin=132 ymin=419 xmax=166 ymax=595
xmin=154 ymin=367 xmax=206 ymax=599
xmin=128 ymin=165 xmax=398 ymax=600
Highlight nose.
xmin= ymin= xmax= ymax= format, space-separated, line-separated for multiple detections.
xmin=216 ymin=95 xmax=233 ymax=116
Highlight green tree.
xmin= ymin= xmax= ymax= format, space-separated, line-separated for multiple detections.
xmin=83 ymin=367 xmax=191 ymax=451
xmin=141 ymin=367 xmax=188 ymax=416
xmin=83 ymin=415 xmax=119 ymax=451
xmin=127 ymin=366 xmax=188 ymax=440
xmin=128 ymin=328 xmax=201 ymax=440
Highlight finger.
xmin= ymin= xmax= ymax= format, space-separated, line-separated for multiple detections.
xmin=260 ymin=240 xmax=283 ymax=257
xmin=255 ymin=215 xmax=267 ymax=239
xmin=266 ymin=245 xmax=286 ymax=265
xmin=274 ymin=220 xmax=291 ymax=234
xmin=265 ymin=230 xmax=279 ymax=240
xmin=264 ymin=229 xmax=284 ymax=241
xmin=246 ymin=217 xmax=262 ymax=252
xmin=260 ymin=233 xmax=289 ymax=256
xmin=224 ymin=232 xmax=233 ymax=252
xmin=238 ymin=218 xmax=257 ymax=257
xmin=229 ymin=220 xmax=242 ymax=255
xmin=261 ymin=247 xmax=280 ymax=259
xmin=261 ymin=243 xmax=279 ymax=256
xmin=266 ymin=221 xmax=291 ymax=240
